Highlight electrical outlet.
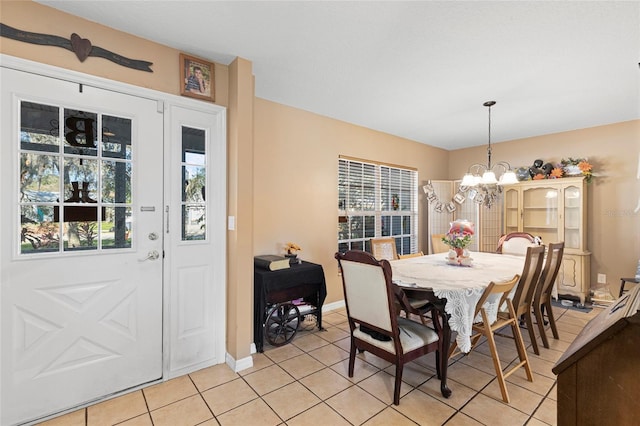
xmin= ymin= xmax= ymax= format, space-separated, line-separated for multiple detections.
xmin=597 ymin=273 xmax=607 ymax=284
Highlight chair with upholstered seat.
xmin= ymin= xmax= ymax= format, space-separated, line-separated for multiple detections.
xmin=335 ymin=250 xmax=444 ymax=404
xmin=506 ymin=245 xmax=545 ymax=355
xmin=496 ymin=232 xmax=537 ymax=256
xmin=448 ymin=274 xmax=533 ymax=403
xmin=533 ymin=242 xmax=565 ymax=348
xmin=431 ymin=234 xmax=450 ymax=254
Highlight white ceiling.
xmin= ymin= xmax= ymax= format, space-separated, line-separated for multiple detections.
xmin=36 ymin=1 xmax=640 ymax=150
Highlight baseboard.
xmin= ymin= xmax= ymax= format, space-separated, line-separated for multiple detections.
xmin=322 ymin=299 xmax=345 ymax=312
xmin=226 ymin=352 xmax=253 ymax=373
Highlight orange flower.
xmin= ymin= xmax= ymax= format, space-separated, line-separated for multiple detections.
xmin=578 ymin=161 xmax=592 ymax=172
xmin=550 ymin=167 xmax=564 ymax=178
xmin=533 ymin=173 xmax=545 ymax=180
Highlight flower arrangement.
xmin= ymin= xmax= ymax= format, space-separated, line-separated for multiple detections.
xmin=560 ymin=158 xmax=593 ymax=183
xmin=284 ymin=242 xmax=301 ymax=255
xmin=441 ymin=220 xmax=475 ymax=249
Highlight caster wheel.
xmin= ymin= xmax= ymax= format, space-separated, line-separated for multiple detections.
xmin=265 ymin=303 xmax=300 ymax=346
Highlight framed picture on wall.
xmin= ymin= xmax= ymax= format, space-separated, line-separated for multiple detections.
xmin=179 ymin=53 xmax=215 ymax=102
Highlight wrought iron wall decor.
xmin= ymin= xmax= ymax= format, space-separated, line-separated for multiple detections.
xmin=0 ymin=23 xmax=153 ymax=72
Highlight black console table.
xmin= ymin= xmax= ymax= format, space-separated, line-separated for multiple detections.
xmin=254 ymin=261 xmax=327 ymax=352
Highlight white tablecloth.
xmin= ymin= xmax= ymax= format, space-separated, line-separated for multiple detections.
xmin=391 ymin=251 xmax=525 ymax=352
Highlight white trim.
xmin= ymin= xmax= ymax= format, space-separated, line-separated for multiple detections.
xmin=226 ymin=352 xmax=254 ymax=373
xmin=323 ymin=299 xmax=346 ymax=312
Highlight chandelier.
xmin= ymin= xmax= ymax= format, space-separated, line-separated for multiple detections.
xmin=460 ymin=101 xmax=518 ymax=208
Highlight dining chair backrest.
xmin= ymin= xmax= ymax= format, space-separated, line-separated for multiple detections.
xmin=497 ymin=232 xmax=537 ymax=256
xmin=398 ymin=251 xmax=424 ymax=259
xmin=338 ymin=250 xmax=395 ymax=332
xmin=533 ymin=242 xmax=565 ymax=348
xmin=431 ymin=234 xmax=450 ymax=254
xmin=535 ymin=242 xmax=565 ymax=305
xmin=371 ymin=237 xmax=399 ymax=260
xmin=473 ymin=274 xmax=521 ymax=320
xmin=512 ymin=245 xmax=545 ymax=316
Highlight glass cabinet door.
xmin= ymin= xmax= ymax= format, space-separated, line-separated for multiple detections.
xmin=503 ymin=188 xmax=520 ymax=234
xmin=563 ymin=185 xmax=582 ymax=249
xmin=522 ymin=186 xmax=559 ymax=244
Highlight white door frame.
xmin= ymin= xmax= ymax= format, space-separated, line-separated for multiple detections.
xmin=0 ymin=54 xmax=227 ymax=424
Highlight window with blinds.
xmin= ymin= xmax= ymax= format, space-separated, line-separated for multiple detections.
xmin=338 ymin=157 xmax=418 ymax=256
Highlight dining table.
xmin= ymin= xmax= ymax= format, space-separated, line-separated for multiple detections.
xmin=390 ymin=251 xmax=526 ymax=397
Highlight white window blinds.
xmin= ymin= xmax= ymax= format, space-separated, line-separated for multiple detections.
xmin=338 ymin=157 xmax=418 ymax=256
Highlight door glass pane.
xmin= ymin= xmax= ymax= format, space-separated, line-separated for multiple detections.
xmin=181 ymin=126 xmax=206 ymax=241
xmin=102 ymin=115 xmax=132 ymax=160
xmin=21 ymin=101 xmax=60 ymax=152
xmin=20 ymin=153 xmax=59 ymax=202
xmin=63 ymin=209 xmax=99 ymax=251
xmin=63 ymin=109 xmax=98 ymax=156
xmin=102 ymin=160 xmax=132 ymax=203
xmin=102 ymin=206 xmax=132 ymax=249
xmin=20 ymin=205 xmax=59 ymax=253
xmin=564 ymin=186 xmax=581 ymax=249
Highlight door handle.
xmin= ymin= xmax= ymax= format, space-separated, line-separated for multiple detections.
xmin=139 ymin=250 xmax=160 ymax=262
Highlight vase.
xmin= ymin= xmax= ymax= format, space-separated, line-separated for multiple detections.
xmin=455 ymin=248 xmax=464 ymax=258
xmin=285 ymin=253 xmax=298 ymax=265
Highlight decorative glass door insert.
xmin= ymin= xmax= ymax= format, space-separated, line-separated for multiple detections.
xmin=20 ymin=101 xmax=133 ymax=254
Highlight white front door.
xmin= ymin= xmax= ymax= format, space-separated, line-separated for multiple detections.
xmin=1 ymin=67 xmax=164 ymax=425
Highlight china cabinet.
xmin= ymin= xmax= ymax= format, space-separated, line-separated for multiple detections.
xmin=502 ymin=177 xmax=590 ymax=303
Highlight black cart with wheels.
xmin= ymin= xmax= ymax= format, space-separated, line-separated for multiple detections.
xmin=254 ymin=261 xmax=327 ymax=352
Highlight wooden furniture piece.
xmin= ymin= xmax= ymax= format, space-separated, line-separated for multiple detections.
xmin=553 ymin=285 xmax=640 ymax=425
xmin=370 ymin=237 xmax=399 ymax=260
xmin=430 ymin=234 xmax=450 ymax=254
xmin=508 ymin=245 xmax=545 ymax=355
xmin=398 ymin=251 xmax=424 ymax=259
xmin=533 ymin=242 xmax=565 ymax=348
xmin=502 ymin=176 xmax=590 ymax=304
xmin=253 ymin=261 xmax=326 ymax=352
xmin=449 ymin=275 xmax=533 ymax=403
xmin=496 ymin=232 xmax=537 ymax=255
xmin=335 ymin=250 xmax=449 ymax=404
xmin=618 ymin=277 xmax=639 ymax=297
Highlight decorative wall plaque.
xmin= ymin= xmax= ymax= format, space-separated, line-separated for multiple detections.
xmin=0 ymin=23 xmax=153 ymax=72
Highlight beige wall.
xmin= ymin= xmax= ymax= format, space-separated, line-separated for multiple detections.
xmin=253 ymin=99 xmax=449 ymax=305
xmin=449 ymin=120 xmax=640 ymax=295
xmin=3 ymin=1 xmax=639 ymax=365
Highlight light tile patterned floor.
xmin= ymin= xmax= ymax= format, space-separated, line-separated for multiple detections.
xmin=37 ymin=305 xmax=600 ymax=426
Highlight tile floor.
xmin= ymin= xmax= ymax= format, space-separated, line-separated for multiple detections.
xmin=37 ymin=305 xmax=600 ymax=426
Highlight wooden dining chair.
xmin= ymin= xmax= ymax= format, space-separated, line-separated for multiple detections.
xmin=505 ymin=245 xmax=545 ymax=355
xmin=398 ymin=251 xmax=424 ymax=259
xmin=334 ymin=250 xmax=443 ymax=405
xmin=496 ymin=232 xmax=537 ymax=256
xmin=533 ymin=242 xmax=565 ymax=348
xmin=448 ymin=274 xmax=534 ymax=403
xmin=431 ymin=234 xmax=450 ymax=254
xmin=370 ymin=237 xmax=399 ymax=260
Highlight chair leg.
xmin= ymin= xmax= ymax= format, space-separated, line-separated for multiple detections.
xmin=348 ymin=340 xmax=356 ymax=377
xmin=510 ymin=321 xmax=534 ymax=382
xmin=523 ymin=310 xmax=539 ymax=355
xmin=544 ymin=299 xmax=559 ymax=340
xmin=533 ymin=303 xmax=550 ymax=349
xmin=484 ymin=323 xmax=510 ymax=403
xmin=393 ymin=363 xmax=404 ymax=405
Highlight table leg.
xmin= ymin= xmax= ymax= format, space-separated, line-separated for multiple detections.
xmin=430 ymin=297 xmax=452 ymax=398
